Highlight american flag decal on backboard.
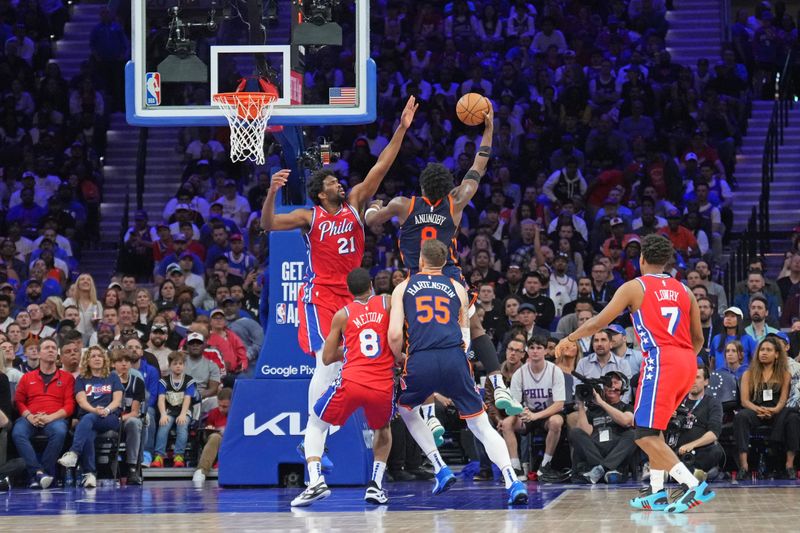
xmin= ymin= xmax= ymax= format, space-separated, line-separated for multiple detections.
xmin=329 ymin=87 xmax=357 ymax=105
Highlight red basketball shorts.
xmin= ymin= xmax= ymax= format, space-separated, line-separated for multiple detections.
xmin=297 ymin=284 xmax=351 ymax=355
xmin=634 ymin=347 xmax=697 ymax=430
xmin=314 ymin=378 xmax=395 ymax=430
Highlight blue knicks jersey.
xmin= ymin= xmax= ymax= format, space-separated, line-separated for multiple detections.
xmin=403 ymin=272 xmax=463 ymax=353
xmin=399 ymin=195 xmax=461 ymax=279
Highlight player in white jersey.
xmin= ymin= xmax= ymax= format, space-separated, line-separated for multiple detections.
xmin=502 ymin=334 xmax=566 ymax=480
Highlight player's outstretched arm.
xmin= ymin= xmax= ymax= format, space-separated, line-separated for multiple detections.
xmin=451 ymin=99 xmax=494 ymax=210
xmin=260 ymin=169 xmax=312 ymax=232
xmin=554 ymin=280 xmax=639 ymax=358
xmin=364 ymin=196 xmax=411 ymax=227
xmin=349 ymin=96 xmax=419 ymax=213
xmin=388 ymin=280 xmax=408 ymax=361
xmin=321 ymin=309 xmax=348 ymax=366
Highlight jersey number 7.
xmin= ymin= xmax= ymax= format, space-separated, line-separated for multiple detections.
xmin=660 ymin=306 xmax=680 ymax=335
xmin=416 ymin=295 xmax=450 ymax=324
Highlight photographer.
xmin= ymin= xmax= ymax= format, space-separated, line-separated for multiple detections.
xmin=570 ymin=371 xmax=636 ymax=484
xmin=669 ymin=365 xmax=724 ymax=478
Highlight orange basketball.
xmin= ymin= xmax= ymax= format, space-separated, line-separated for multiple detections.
xmin=456 ymin=93 xmax=491 ymax=126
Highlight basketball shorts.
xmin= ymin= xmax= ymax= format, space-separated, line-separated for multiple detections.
xmin=634 ymin=348 xmax=697 ymax=431
xmin=397 ymin=347 xmax=485 ymax=419
xmin=315 ymin=378 xmax=395 ymax=430
xmin=297 ymin=284 xmax=351 ymax=355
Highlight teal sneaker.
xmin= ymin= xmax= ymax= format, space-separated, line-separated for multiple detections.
xmin=664 ymin=481 xmax=716 ymax=513
xmin=630 ymin=486 xmax=669 ymax=511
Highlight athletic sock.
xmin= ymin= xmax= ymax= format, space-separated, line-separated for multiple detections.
xmin=511 ymin=458 xmax=521 ymax=470
xmin=421 ymin=403 xmax=436 ymax=421
xmin=371 ymin=461 xmax=386 ymax=488
xmin=426 ymin=451 xmax=445 ymax=473
xmin=308 ymin=460 xmax=323 ymax=485
xmin=669 ymin=462 xmax=700 ymax=489
xmin=489 ymin=373 xmax=507 ymax=390
xmin=501 ymin=466 xmax=518 ymax=488
xmin=650 ymin=469 xmax=665 ymax=493
xmin=541 ymin=453 xmax=553 ymax=467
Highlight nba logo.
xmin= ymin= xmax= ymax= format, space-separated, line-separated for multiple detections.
xmin=275 ymin=303 xmax=287 ymax=324
xmin=145 ymin=72 xmax=161 ymax=106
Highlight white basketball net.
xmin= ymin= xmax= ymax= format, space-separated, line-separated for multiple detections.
xmin=213 ymin=92 xmax=276 ymax=165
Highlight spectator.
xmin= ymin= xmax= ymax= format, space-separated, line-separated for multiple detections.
xmin=110 ymin=348 xmax=144 ymax=485
xmin=710 ymin=306 xmax=757 ymax=371
xmin=744 ymin=295 xmax=779 ymax=343
xmin=504 ymin=335 xmax=565 ymax=479
xmin=207 ymin=308 xmax=248 ymax=384
xmin=57 ymin=346 xmax=123 ymax=488
xmin=222 ymin=296 xmax=263 ymax=363
xmin=673 ymin=365 xmax=725 ymax=477
xmin=570 ymin=371 xmax=635 ymax=484
xmin=192 ymin=387 xmax=231 ymax=487
xmin=658 ymin=208 xmax=700 ymax=258
xmin=734 ymin=337 xmax=797 ymax=479
xmin=12 ymin=337 xmax=75 ymax=489
xmin=542 ymin=158 xmax=587 ymax=204
xmin=607 ymin=324 xmax=643 ymax=378
xmin=152 ymin=351 xmax=197 ymax=468
xmin=147 ymin=318 xmax=173 ymax=375
xmin=124 ymin=336 xmax=159 ymax=467
xmin=734 ymin=272 xmax=781 ymax=321
xmin=213 ymin=180 xmax=251 ymax=228
xmin=183 ymin=332 xmax=221 ymax=414
xmin=58 ymin=330 xmax=82 ymax=376
xmin=531 ymin=17 xmax=567 ymax=54
xmin=573 ymin=330 xmax=633 ymax=406
xmin=63 ymin=273 xmax=102 ymax=346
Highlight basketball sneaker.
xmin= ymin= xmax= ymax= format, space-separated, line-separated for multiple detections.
xmin=364 ymin=481 xmax=389 ymax=505
xmin=629 ymin=486 xmax=669 ymax=511
xmin=507 ymin=480 xmax=528 ymax=505
xmin=58 ymin=451 xmax=78 ymax=469
xmin=426 ymin=416 xmax=445 ymax=447
xmin=290 ymin=479 xmax=331 ymax=507
xmin=664 ymin=481 xmax=716 ymax=513
xmin=494 ymin=387 xmax=523 ymax=416
xmin=151 ymin=455 xmax=164 ymax=468
xmin=296 ymin=443 xmax=335 ymax=472
xmin=173 ymin=455 xmax=186 ymax=468
xmin=432 ymin=466 xmax=456 ymax=495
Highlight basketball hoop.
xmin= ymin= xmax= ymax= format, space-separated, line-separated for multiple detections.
xmin=213 ymin=78 xmax=279 ymax=165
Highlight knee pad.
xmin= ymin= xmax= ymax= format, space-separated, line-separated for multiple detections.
xmin=634 ymin=426 xmax=661 ymax=440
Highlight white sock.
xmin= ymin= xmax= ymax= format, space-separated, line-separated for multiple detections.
xmin=650 ymin=469 xmax=665 ymax=492
xmin=398 ymin=407 xmax=446 ymax=473
xmin=426 ymin=451 xmax=446 ymax=474
xmin=542 ymin=453 xmax=553 ymax=467
xmin=669 ymin=462 xmax=699 ymax=488
xmin=420 ymin=403 xmax=436 ymax=421
xmin=489 ymin=374 xmax=507 ymax=390
xmin=308 ymin=460 xmax=323 ymax=485
xmin=511 ymin=458 xmax=521 ymax=470
xmin=371 ymin=461 xmax=386 ymax=488
xmin=466 ymin=413 xmax=517 ymax=489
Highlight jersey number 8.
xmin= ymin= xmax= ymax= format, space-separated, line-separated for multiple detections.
xmin=359 ymin=329 xmax=381 ymax=358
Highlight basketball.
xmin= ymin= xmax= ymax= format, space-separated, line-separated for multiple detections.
xmin=456 ymin=93 xmax=491 ymax=126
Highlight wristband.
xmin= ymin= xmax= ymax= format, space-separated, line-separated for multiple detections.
xmin=365 ymin=207 xmax=378 ymax=218
xmin=477 ymin=145 xmax=492 ymax=157
xmin=464 ymin=169 xmax=482 ymax=182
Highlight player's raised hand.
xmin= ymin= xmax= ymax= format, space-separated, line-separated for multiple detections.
xmin=483 ymin=97 xmax=494 ymax=128
xmin=400 ymin=96 xmax=419 ymax=129
xmin=269 ymin=169 xmax=291 ymax=193
xmin=554 ymin=337 xmax=575 ymax=359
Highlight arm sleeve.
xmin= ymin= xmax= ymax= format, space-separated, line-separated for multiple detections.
xmin=707 ymin=397 xmax=723 ymax=437
xmin=552 ymin=366 xmax=566 ymax=402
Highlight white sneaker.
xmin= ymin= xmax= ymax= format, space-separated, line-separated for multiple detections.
xmin=58 ymin=451 xmax=78 ymax=468
xmin=426 ymin=416 xmax=445 ymax=447
xmin=493 ymin=387 xmax=523 ymax=416
xmin=82 ymin=473 xmax=97 ymax=488
xmin=290 ymin=480 xmax=331 ymax=507
xmin=192 ymin=469 xmax=206 ymax=487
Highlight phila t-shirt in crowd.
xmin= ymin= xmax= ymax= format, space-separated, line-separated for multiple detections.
xmin=74 ymin=373 xmax=123 ymax=416
xmin=510 ymin=360 xmax=566 ymax=412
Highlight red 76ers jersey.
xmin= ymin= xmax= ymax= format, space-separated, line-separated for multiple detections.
xmin=303 ymin=202 xmax=365 ymax=294
xmin=341 ymin=295 xmax=395 ymax=391
xmin=631 ymin=274 xmax=694 ymax=354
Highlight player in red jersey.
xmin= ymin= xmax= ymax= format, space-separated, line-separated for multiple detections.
xmin=262 ymin=97 xmax=417 ymax=459
xmin=291 ymin=268 xmax=398 ymax=507
xmin=555 ymin=234 xmax=715 ymax=514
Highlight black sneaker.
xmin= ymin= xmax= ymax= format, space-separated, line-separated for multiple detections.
xmin=127 ymin=469 xmax=143 ymax=485
xmin=514 ymin=467 xmax=526 ymax=481
xmin=290 ymin=480 xmax=331 ymax=507
xmin=0 ymin=476 xmax=10 ymax=492
xmin=407 ymin=468 xmax=434 ymax=480
xmin=388 ymin=469 xmax=415 ymax=482
xmin=473 ymin=469 xmax=493 ymax=481
xmin=364 ymin=481 xmax=388 ymax=504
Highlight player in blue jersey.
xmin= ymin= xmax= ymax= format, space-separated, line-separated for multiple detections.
xmin=366 ymin=100 xmax=522 ymax=445
xmin=388 ymin=240 xmax=528 ymax=505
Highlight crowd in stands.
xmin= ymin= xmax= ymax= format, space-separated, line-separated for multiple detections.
xmin=4 ymin=0 xmax=800 ymax=491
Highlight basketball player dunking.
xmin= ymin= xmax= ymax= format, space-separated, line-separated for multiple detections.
xmin=291 ymin=268 xmax=397 ymax=507
xmin=262 ymin=97 xmax=418 ymax=469
xmin=366 ymin=100 xmax=523 ymax=445
xmin=555 ymin=234 xmax=716 ymax=513
xmin=389 ymin=240 xmax=528 ymax=505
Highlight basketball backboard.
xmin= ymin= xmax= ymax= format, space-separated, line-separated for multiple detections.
xmin=126 ymin=0 xmax=375 ymax=126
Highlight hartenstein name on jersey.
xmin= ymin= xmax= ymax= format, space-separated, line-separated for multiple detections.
xmin=317 ymin=219 xmax=354 ymax=240
xmin=407 ymin=280 xmax=457 ymax=298
xmin=413 ymin=213 xmax=447 ymax=226
xmin=654 ymin=289 xmax=680 ymax=303
xmin=352 ymin=311 xmax=385 ymax=328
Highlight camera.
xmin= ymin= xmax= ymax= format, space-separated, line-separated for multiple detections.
xmin=298 ymin=137 xmax=340 ymax=170
xmin=572 ymin=371 xmax=605 ymax=403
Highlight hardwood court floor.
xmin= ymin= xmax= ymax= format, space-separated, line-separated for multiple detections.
xmin=2 ymin=479 xmax=799 ymax=532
